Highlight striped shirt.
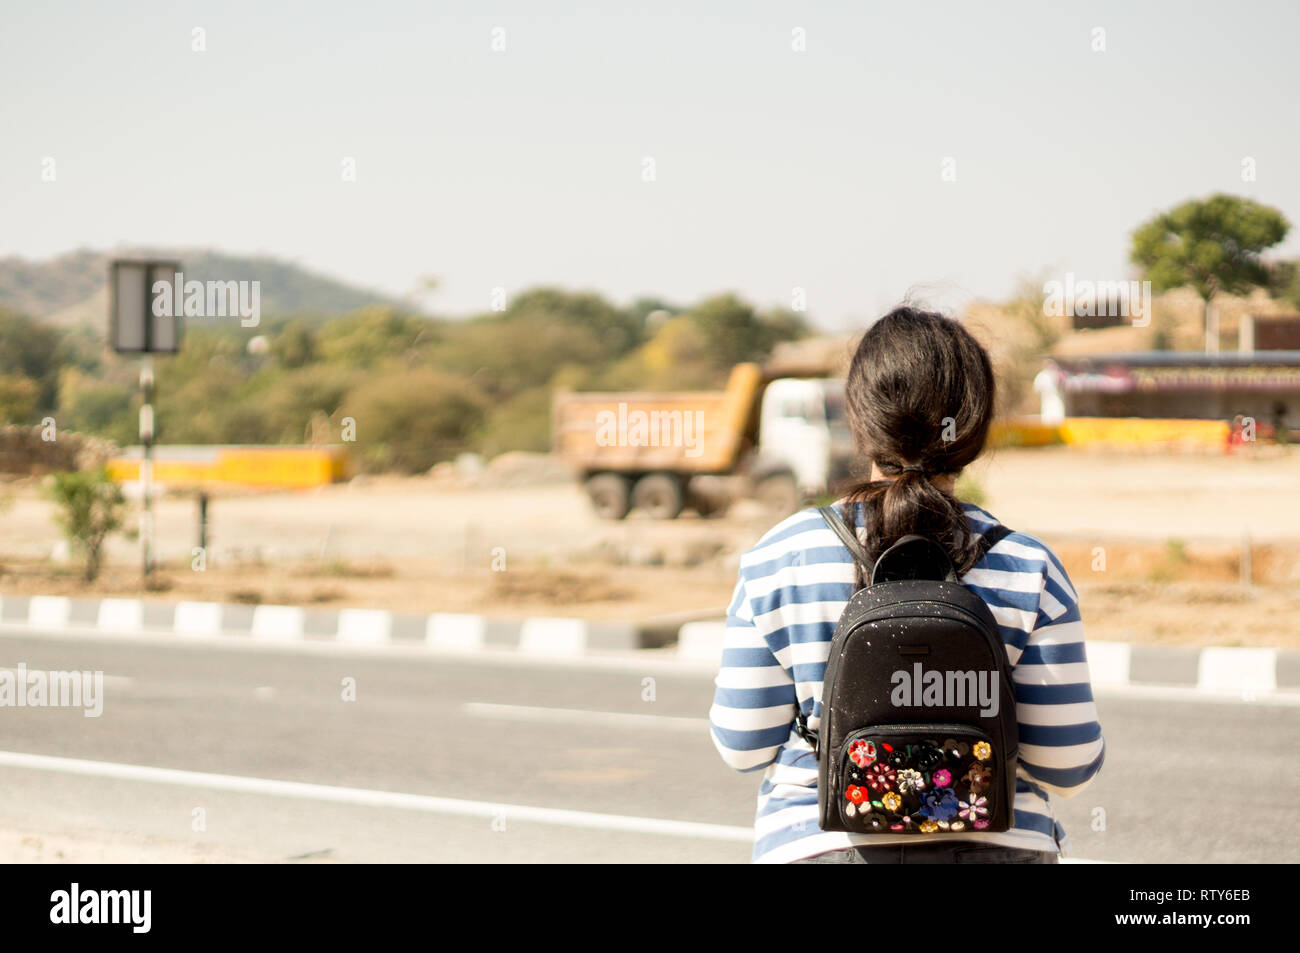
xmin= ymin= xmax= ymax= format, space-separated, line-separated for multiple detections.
xmin=709 ymin=501 xmax=1106 ymax=864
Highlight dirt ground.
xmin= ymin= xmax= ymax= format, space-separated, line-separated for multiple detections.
xmin=2 ymin=446 xmax=1298 ymax=648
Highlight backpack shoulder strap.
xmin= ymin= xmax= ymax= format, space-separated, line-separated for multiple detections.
xmin=818 ymin=505 xmax=870 ymax=572
xmin=975 ymin=523 xmax=1013 ymax=560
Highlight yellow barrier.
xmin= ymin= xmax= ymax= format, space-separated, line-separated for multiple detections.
xmin=989 ymin=419 xmax=1063 ymax=447
xmin=1059 ymin=417 xmax=1229 ymax=449
xmin=989 ymin=417 xmax=1230 ymax=450
xmin=108 ymin=446 xmax=350 ymax=488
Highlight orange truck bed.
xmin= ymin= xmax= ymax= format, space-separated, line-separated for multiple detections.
xmin=553 ymin=363 xmax=762 ymax=474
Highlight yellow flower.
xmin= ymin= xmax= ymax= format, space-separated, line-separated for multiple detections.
xmin=973 ymin=742 xmax=992 ymax=761
xmin=919 ymin=820 xmax=939 ymax=833
xmin=882 ymin=792 xmax=902 ymax=812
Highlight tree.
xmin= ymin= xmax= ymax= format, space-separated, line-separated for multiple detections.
xmin=342 ymin=364 xmax=487 ymax=472
xmin=271 ymin=319 xmax=318 ymax=368
xmin=47 ymin=468 xmax=125 ymax=582
xmin=0 ymin=307 xmax=60 ymax=412
xmin=0 ymin=373 xmax=40 ymax=423
xmin=682 ymin=293 xmax=810 ymax=369
xmin=1131 ymin=194 xmax=1290 ymax=352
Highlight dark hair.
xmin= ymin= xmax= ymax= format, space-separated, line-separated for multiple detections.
xmin=840 ymin=306 xmax=995 ymax=579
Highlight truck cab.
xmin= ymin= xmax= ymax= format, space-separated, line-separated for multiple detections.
xmin=754 ymin=377 xmax=855 ymax=498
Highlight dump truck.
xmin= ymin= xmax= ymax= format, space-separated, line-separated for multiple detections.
xmin=553 ymin=363 xmax=855 ymax=518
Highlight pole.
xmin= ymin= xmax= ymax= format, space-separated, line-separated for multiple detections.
xmin=140 ymin=355 xmax=155 ymax=581
xmin=198 ymin=491 xmax=208 ymax=554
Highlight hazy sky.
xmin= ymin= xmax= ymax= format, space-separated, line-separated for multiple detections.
xmin=3 ymin=1 xmax=1298 ymax=329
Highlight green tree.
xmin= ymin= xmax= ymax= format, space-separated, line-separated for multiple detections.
xmin=271 ymin=319 xmax=319 ymax=368
xmin=681 ymin=293 xmax=810 ymax=370
xmin=316 ymin=307 xmax=434 ymax=367
xmin=47 ymin=468 xmax=125 ymax=582
xmin=0 ymin=307 xmax=60 ymax=411
xmin=343 ymin=364 xmax=487 ymax=472
xmin=0 ymin=373 xmax=41 ymax=422
xmin=502 ymin=288 xmax=643 ymax=357
xmin=1131 ymin=194 xmax=1290 ymax=351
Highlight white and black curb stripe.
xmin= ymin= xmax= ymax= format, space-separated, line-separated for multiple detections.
xmin=675 ymin=620 xmax=1300 ymax=695
xmin=0 ymin=595 xmax=647 ymax=657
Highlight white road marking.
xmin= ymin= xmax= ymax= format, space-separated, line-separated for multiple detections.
xmin=463 ymin=701 xmax=709 ymax=732
xmin=0 ymin=749 xmax=1115 ymax=862
xmin=0 ymin=667 xmax=132 ymax=688
xmin=0 ymin=749 xmax=753 ymax=842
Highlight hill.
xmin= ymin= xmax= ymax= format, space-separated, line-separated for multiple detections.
xmin=0 ymin=247 xmax=405 ymax=333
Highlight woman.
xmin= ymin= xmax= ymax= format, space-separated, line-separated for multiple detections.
xmin=709 ymin=306 xmax=1105 ymax=864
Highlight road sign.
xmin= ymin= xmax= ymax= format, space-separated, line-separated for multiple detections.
xmin=109 ymin=259 xmax=181 ymax=353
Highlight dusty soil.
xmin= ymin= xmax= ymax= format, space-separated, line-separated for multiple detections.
xmin=2 ymin=446 xmax=1298 ymax=647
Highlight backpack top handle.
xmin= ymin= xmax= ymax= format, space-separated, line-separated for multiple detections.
xmin=871 ymin=534 xmax=957 ymax=583
xmin=818 ymin=505 xmax=1012 ymax=586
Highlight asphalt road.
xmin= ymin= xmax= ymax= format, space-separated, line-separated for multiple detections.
xmin=0 ymin=630 xmax=1295 ymax=863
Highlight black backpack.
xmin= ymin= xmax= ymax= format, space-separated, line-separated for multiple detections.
xmin=795 ymin=505 xmax=1020 ymax=835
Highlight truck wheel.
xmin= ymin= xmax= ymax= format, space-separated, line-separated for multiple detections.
xmin=632 ymin=473 xmax=685 ymax=519
xmin=687 ymin=479 xmax=730 ymax=519
xmin=585 ymin=473 xmax=631 ymax=519
xmin=755 ymin=471 xmax=800 ymax=517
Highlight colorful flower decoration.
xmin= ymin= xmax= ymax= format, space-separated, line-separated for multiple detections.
xmin=973 ymin=819 xmax=991 ymax=830
xmin=849 ymin=739 xmax=877 ymax=768
xmin=920 ymin=787 xmax=960 ymax=822
xmin=973 ymin=741 xmax=992 ymax=761
xmin=950 ymin=820 xmax=966 ymax=832
xmin=959 ymin=795 xmax=989 ymax=821
xmin=886 ymin=747 xmax=910 ymax=768
xmin=932 ymin=768 xmax=952 ymax=787
xmin=866 ymin=815 xmax=889 ymax=831
xmin=866 ymin=762 xmax=897 ymax=793
xmin=962 ymin=763 xmax=993 ymax=793
xmin=919 ymin=820 xmax=939 ymax=834
xmin=896 ymin=768 xmax=927 ymax=794
xmin=845 ymin=785 xmax=867 ymax=805
xmin=882 ymin=791 xmax=903 ymax=812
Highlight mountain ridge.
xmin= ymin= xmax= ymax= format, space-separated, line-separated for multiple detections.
xmin=0 ymin=247 xmax=409 ymax=330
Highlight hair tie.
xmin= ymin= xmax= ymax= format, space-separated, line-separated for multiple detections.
xmin=900 ymin=465 xmax=926 ymax=475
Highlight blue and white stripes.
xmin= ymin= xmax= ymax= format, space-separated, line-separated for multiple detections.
xmin=709 ymin=502 xmax=1106 ymax=864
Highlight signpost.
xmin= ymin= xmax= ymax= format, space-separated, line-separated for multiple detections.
xmin=109 ymin=260 xmax=181 ymax=582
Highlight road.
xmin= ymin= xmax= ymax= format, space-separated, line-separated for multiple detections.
xmin=0 ymin=629 xmax=1295 ymax=863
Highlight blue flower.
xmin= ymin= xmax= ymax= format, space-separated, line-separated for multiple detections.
xmin=920 ymin=787 xmax=960 ymax=822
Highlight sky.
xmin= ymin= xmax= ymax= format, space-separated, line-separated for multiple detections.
xmin=2 ymin=0 xmax=1298 ymax=330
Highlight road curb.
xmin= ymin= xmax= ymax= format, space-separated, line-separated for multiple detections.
xmin=0 ymin=594 xmax=647 ymax=658
xmin=673 ymin=619 xmax=1300 ymax=695
xmin=5 ymin=594 xmax=1298 ymax=692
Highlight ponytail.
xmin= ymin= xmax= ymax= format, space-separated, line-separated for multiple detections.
xmin=839 ymin=307 xmax=995 ymax=582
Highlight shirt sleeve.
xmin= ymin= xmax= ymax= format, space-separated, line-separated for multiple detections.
xmin=708 ymin=574 xmax=799 ymax=773
xmin=1011 ymin=548 xmax=1106 ymax=797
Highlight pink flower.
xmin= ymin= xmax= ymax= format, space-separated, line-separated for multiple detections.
xmin=849 ymin=740 xmax=877 ymax=768
xmin=959 ymin=795 xmax=989 ymax=821
xmin=973 ymin=819 xmax=991 ymax=830
xmin=932 ymin=768 xmax=952 ymax=787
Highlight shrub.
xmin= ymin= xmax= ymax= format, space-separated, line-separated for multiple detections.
xmin=46 ymin=468 xmax=125 ymax=581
